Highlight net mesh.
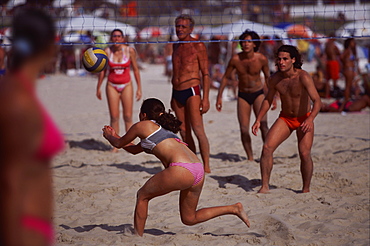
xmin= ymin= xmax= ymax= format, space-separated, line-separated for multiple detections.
xmin=0 ymin=0 xmax=368 ymax=46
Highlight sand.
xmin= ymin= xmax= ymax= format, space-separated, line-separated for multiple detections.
xmin=37 ymin=63 xmax=369 ymax=246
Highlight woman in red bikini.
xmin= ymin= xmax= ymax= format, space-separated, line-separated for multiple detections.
xmin=102 ymin=98 xmax=250 ymax=236
xmin=0 ymin=8 xmax=64 ymax=245
xmin=96 ymin=29 xmax=142 ymax=151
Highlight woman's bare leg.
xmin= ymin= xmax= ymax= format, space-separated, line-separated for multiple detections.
xmin=106 ymin=84 xmax=121 ymax=152
xmin=120 ymin=83 xmax=134 ymax=132
xmin=135 ymin=166 xmax=250 ymax=236
xmin=179 ymin=184 xmax=250 ymax=227
xmin=343 ymin=70 xmax=354 ymax=102
xmin=134 ymin=167 xmax=194 ymax=236
xmin=106 ymin=84 xmax=121 ymax=133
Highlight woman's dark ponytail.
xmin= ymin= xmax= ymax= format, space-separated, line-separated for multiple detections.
xmin=156 ymin=110 xmax=181 ymax=133
xmin=140 ymin=98 xmax=182 ymax=133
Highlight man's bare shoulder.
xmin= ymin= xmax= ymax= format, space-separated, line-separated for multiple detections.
xmin=255 ymin=52 xmax=267 ymax=59
xmin=231 ymin=53 xmax=242 ymax=61
xmin=298 ymin=69 xmax=310 ymax=78
xmin=298 ymin=69 xmax=313 ymax=83
xmin=193 ymin=40 xmax=206 ymax=50
xmin=255 ymin=52 xmax=268 ymax=63
xmin=270 ymin=71 xmax=283 ymax=83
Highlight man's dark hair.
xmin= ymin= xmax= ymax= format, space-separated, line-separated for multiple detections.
xmin=239 ymin=30 xmax=261 ymax=52
xmin=277 ymin=45 xmax=303 ymax=69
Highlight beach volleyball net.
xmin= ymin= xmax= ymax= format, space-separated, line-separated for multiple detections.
xmin=1 ymin=1 xmax=369 ymax=46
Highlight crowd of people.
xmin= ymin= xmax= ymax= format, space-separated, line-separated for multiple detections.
xmin=1 ymin=4 xmax=369 ymax=245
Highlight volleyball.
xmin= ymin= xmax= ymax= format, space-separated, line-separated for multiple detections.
xmin=82 ymin=47 xmax=108 ymax=73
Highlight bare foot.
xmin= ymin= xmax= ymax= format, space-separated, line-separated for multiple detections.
xmin=234 ymin=203 xmax=250 ymax=227
xmin=302 ymin=188 xmax=310 ymax=193
xmin=111 ymin=147 xmax=119 ymax=153
xmin=257 ymin=186 xmax=270 ymax=194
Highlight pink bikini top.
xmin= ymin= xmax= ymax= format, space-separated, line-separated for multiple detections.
xmin=35 ymin=104 xmax=64 ymax=160
xmin=17 ymin=73 xmax=64 ymax=161
xmin=108 ymin=47 xmax=131 ymax=84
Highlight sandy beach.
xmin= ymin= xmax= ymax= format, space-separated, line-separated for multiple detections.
xmin=37 ymin=63 xmax=369 ymax=245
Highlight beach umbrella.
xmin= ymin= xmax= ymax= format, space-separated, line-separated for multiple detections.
xmin=56 ymin=15 xmax=137 ymax=41
xmin=53 ymin=0 xmax=72 ymax=7
xmin=138 ymin=26 xmax=166 ymax=39
xmin=336 ymin=20 xmax=370 ymax=38
xmin=336 ymin=21 xmax=370 ymax=45
xmin=202 ymin=19 xmax=285 ymax=40
xmin=285 ymin=24 xmax=313 ymax=38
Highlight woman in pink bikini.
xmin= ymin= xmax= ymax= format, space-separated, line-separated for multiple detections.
xmin=102 ymin=98 xmax=250 ymax=236
xmin=0 ymin=8 xmax=64 ymax=245
xmin=97 ymin=29 xmax=142 ymax=151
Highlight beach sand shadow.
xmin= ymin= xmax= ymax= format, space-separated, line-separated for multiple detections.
xmin=210 ymin=175 xmax=259 ymax=192
xmin=60 ymin=223 xmax=133 ymax=234
xmin=210 ymin=174 xmax=277 ymax=192
xmin=144 ymin=228 xmax=176 ymax=236
xmin=59 ymin=224 xmax=176 ymax=236
xmin=68 ymin=139 xmax=112 ymax=151
xmin=273 ymin=153 xmax=298 ymax=160
xmin=210 ymin=152 xmax=247 ymax=162
xmin=109 ymin=162 xmax=162 ymax=175
xmin=204 ymin=231 xmax=265 ymax=237
xmin=286 ymin=188 xmax=305 ymax=194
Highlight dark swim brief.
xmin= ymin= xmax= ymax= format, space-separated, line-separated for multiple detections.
xmin=238 ymin=89 xmax=264 ymax=105
xmin=172 ymin=85 xmax=201 ymax=106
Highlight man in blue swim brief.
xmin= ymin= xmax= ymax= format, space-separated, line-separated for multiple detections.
xmin=170 ymin=14 xmax=211 ymax=173
xmin=216 ymin=30 xmax=273 ymax=161
xmin=172 ymin=84 xmax=201 ymax=106
xmin=238 ymin=89 xmax=264 ymax=105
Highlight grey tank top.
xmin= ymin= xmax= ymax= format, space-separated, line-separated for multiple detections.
xmin=140 ymin=123 xmax=180 ymax=154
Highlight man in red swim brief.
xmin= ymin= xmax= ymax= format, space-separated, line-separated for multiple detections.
xmin=279 ymin=112 xmax=311 ymax=131
xmin=251 ymin=45 xmax=322 ymax=194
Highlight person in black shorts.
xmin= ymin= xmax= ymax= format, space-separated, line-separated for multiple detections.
xmin=216 ymin=30 xmax=272 ymax=161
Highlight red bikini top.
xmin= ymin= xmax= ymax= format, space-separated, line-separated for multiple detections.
xmin=108 ymin=47 xmax=131 ymax=84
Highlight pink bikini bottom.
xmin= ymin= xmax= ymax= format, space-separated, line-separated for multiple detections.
xmin=169 ymin=162 xmax=204 ymax=186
